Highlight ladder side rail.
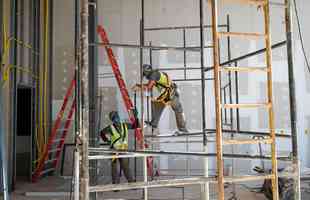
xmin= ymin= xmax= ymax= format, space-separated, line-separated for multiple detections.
xmin=263 ymin=1 xmax=279 ymax=199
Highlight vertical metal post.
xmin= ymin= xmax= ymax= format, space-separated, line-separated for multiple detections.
xmin=29 ymin=0 xmax=34 ymax=179
xmin=0 ymin=84 xmax=10 ymax=200
xmin=199 ymin=0 xmax=208 ymax=199
xmin=48 ymin=0 xmax=54 ymax=149
xmin=0 ymin=7 xmax=3 ymax=197
xmin=88 ymin=0 xmax=98 ymax=147
xmin=19 ymin=0 xmax=24 ymax=83
xmin=285 ymin=0 xmax=300 ymax=199
xmin=210 ymin=0 xmax=225 ymax=200
xmin=183 ymin=29 xmax=187 ymax=80
xmin=74 ymin=150 xmax=80 ymax=200
xmin=133 ymin=92 xmax=137 ymax=181
xmin=74 ymin=0 xmax=80 ymax=154
xmin=80 ymin=0 xmax=90 ymax=199
xmin=226 ymin=14 xmax=237 ymax=200
xmin=263 ymin=1 xmax=279 ymax=199
xmin=31 ymin=0 xmax=39 ymax=178
xmin=88 ymin=2 xmax=98 ymax=199
xmin=9 ymin=0 xmax=18 ymax=191
xmin=226 ymin=15 xmax=233 ymax=128
xmin=147 ymin=42 xmax=152 ymax=123
xmin=234 ymin=62 xmax=240 ymax=131
xmin=140 ymin=0 xmax=148 ymax=199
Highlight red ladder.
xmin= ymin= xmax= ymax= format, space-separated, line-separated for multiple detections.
xmin=97 ymin=25 xmax=154 ymax=176
xmin=32 ymin=77 xmax=76 ymax=182
xmin=97 ymin=25 xmax=143 ymax=146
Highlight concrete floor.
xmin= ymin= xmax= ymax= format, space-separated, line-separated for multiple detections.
xmin=11 ymin=175 xmax=300 ymax=200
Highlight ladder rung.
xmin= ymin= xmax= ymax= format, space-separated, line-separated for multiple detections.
xmin=54 ymin=138 xmax=65 ymax=143
xmin=224 ymin=0 xmax=267 ymax=6
xmin=220 ymin=67 xmax=269 ymax=72
xmin=223 ymin=138 xmax=272 ymax=145
xmin=218 ymin=31 xmax=266 ymax=39
xmin=224 ymin=174 xmax=274 ymax=183
xmin=57 ymin=128 xmax=69 ymax=132
xmin=48 ymin=148 xmax=62 ymax=153
xmin=222 ymin=103 xmax=270 ymax=109
xmin=45 ymin=158 xmax=57 ymax=164
xmin=40 ymin=168 xmax=55 ymax=176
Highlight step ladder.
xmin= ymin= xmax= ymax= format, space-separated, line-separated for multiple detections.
xmin=97 ymin=25 xmax=153 ymax=176
xmin=32 ymin=77 xmax=76 ymax=182
xmin=210 ymin=0 xmax=279 ymax=200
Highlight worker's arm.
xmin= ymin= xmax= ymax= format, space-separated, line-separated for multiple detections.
xmin=99 ymin=126 xmax=111 ymax=143
xmin=132 ymin=80 xmax=156 ymax=92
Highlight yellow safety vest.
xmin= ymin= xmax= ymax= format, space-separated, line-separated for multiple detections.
xmin=155 ymin=72 xmax=174 ymax=103
xmin=110 ymin=123 xmax=128 ymax=150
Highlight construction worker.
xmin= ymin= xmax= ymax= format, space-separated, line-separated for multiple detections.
xmin=99 ymin=111 xmax=134 ymax=185
xmin=132 ymin=64 xmax=188 ymax=134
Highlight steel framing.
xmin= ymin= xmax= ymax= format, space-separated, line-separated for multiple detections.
xmin=76 ymin=0 xmax=299 ymax=200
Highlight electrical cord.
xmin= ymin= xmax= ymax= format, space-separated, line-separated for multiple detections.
xmin=292 ymin=0 xmax=310 ymax=74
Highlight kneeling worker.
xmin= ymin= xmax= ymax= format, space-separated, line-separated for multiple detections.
xmin=132 ymin=64 xmax=188 ymax=135
xmin=99 ymin=111 xmax=134 ymax=184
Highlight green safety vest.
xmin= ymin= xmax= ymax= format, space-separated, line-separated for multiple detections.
xmin=110 ymin=123 xmax=128 ymax=150
xmin=155 ymin=72 xmax=175 ymax=103
xmin=155 ymin=72 xmax=171 ymax=92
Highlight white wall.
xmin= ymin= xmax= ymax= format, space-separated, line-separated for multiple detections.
xmin=51 ymin=0 xmax=310 ymax=174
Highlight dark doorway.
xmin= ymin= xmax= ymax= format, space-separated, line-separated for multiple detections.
xmin=15 ymin=86 xmax=32 ymax=180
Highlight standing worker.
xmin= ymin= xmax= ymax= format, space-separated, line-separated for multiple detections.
xmin=132 ymin=64 xmax=189 ymax=135
xmin=99 ymin=111 xmax=135 ymax=185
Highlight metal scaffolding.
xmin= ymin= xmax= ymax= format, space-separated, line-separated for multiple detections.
xmin=76 ymin=0 xmax=299 ymax=200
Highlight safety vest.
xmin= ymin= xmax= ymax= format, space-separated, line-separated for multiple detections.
xmin=110 ymin=123 xmax=128 ymax=150
xmin=155 ymin=72 xmax=174 ymax=103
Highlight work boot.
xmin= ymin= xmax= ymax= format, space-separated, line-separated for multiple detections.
xmin=173 ymin=128 xmax=189 ymax=136
xmin=144 ymin=121 xmax=157 ymax=129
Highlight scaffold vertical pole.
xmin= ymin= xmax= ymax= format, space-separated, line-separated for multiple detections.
xmin=80 ymin=0 xmax=90 ymax=199
xmin=74 ymin=150 xmax=80 ymax=200
xmin=140 ymin=0 xmax=148 ymax=199
xmin=199 ymin=0 xmax=209 ymax=199
xmin=285 ymin=0 xmax=301 ymax=199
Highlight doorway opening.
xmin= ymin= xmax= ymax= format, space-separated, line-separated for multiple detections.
xmin=15 ymin=86 xmax=33 ymax=183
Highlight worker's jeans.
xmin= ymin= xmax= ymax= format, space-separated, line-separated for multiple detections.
xmin=111 ymin=158 xmax=134 ymax=184
xmin=150 ymin=92 xmax=187 ymax=131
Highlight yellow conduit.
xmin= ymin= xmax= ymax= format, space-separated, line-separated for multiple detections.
xmin=1 ymin=9 xmax=46 ymax=160
xmin=0 ymin=64 xmax=39 ymax=87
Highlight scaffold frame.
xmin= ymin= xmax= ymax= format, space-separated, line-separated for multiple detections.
xmin=76 ymin=0 xmax=300 ymax=200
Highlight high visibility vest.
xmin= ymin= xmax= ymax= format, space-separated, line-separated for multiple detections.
xmin=110 ymin=123 xmax=128 ymax=150
xmin=154 ymin=72 xmax=174 ymax=103
xmin=155 ymin=72 xmax=171 ymax=92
